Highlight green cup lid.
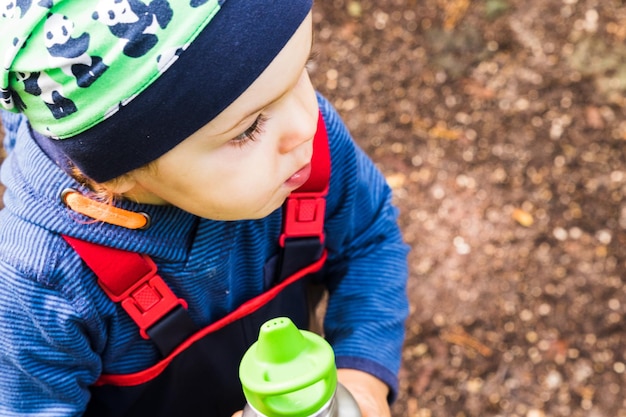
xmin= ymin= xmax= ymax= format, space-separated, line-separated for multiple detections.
xmin=239 ymin=317 xmax=337 ymax=416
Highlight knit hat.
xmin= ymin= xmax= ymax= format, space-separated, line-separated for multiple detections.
xmin=0 ymin=0 xmax=312 ymax=182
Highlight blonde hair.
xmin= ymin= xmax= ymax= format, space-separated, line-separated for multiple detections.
xmin=69 ymin=165 xmax=119 ymax=203
xmin=68 ymin=161 xmax=156 ymax=203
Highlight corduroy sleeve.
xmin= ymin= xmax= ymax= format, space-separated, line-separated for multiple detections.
xmin=316 ymin=93 xmax=409 ymax=402
xmin=0 ymin=246 xmax=102 ymax=416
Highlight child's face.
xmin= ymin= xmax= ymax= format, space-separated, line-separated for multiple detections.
xmin=112 ymin=13 xmax=318 ymax=220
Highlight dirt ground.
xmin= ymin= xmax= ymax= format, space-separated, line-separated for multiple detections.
xmin=308 ymin=0 xmax=626 ymax=416
xmin=2 ymin=0 xmax=626 ymax=416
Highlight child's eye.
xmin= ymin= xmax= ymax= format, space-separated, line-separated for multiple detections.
xmin=230 ymin=114 xmax=268 ymax=147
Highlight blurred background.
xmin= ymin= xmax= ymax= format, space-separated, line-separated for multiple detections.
xmin=2 ymin=0 xmax=626 ymax=416
xmin=308 ymin=0 xmax=625 ymax=416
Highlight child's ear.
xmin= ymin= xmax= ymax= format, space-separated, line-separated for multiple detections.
xmin=102 ymin=174 xmax=137 ymax=195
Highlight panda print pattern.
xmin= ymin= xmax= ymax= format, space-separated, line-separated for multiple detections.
xmin=0 ymin=0 xmax=31 ymax=19
xmin=92 ymin=0 xmax=174 ymax=58
xmin=44 ymin=13 xmax=109 ymax=88
xmin=0 ymin=0 xmax=225 ymax=134
xmin=18 ymin=71 xmax=78 ymax=119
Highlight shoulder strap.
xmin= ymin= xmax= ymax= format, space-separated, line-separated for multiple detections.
xmin=292 ymin=110 xmax=331 ymax=194
xmin=276 ymin=111 xmax=330 ymax=280
xmin=62 ymin=109 xmax=331 ymax=354
xmin=62 ymin=234 xmax=197 ymax=356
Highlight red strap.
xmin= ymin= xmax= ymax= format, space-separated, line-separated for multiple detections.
xmin=296 ymin=110 xmax=331 ymax=193
xmin=62 ymin=111 xmax=331 ymax=342
xmin=62 ymin=235 xmax=188 ymax=340
xmin=280 ymin=111 xmax=330 ymax=246
xmin=95 ymin=251 xmax=327 ymax=387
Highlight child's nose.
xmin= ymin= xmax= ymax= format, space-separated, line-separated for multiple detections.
xmin=279 ymin=104 xmax=318 ymax=154
xmin=278 ymin=113 xmax=317 ymax=154
xmin=277 ymin=83 xmax=318 ymax=154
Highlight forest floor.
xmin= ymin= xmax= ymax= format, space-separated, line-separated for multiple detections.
xmin=309 ymin=0 xmax=626 ymax=416
xmin=2 ymin=0 xmax=626 ymax=416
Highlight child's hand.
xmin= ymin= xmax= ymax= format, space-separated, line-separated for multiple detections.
xmin=337 ymin=368 xmax=391 ymax=417
xmin=232 ymin=369 xmax=390 ymax=417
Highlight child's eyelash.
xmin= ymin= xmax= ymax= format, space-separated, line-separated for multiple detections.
xmin=230 ymin=49 xmax=315 ymax=149
xmin=231 ymin=114 xmax=268 ymax=147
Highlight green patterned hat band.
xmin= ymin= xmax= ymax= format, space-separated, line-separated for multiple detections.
xmin=0 ymin=0 xmax=313 ymax=181
xmin=1 ymin=0 xmax=222 ymax=138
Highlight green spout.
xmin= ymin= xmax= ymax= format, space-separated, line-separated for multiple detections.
xmin=239 ymin=317 xmax=337 ymax=416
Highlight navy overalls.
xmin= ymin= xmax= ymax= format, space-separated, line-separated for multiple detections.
xmin=63 ymin=114 xmax=330 ymax=417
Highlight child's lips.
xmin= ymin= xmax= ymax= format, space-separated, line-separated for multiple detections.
xmin=284 ymin=163 xmax=312 ymax=189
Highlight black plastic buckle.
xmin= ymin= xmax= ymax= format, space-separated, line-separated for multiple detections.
xmin=146 ymin=305 xmax=198 ymax=357
xmin=277 ymin=237 xmax=325 ymax=282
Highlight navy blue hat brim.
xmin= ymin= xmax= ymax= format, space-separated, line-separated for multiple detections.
xmin=34 ymin=0 xmax=313 ymax=182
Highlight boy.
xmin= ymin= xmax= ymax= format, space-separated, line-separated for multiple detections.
xmin=0 ymin=1 xmax=408 ymax=415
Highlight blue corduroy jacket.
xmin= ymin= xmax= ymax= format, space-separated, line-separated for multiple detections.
xmin=0 ymin=94 xmax=409 ymax=416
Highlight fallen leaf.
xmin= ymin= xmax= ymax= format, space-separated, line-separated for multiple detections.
xmin=429 ymin=122 xmax=462 ymax=140
xmin=463 ymin=79 xmax=496 ymax=100
xmin=441 ymin=326 xmax=493 ymax=357
xmin=386 ymin=173 xmax=407 ymax=189
xmin=512 ymin=208 xmax=534 ymax=227
xmin=441 ymin=0 xmax=470 ymax=31
xmin=584 ymin=106 xmax=605 ymax=130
